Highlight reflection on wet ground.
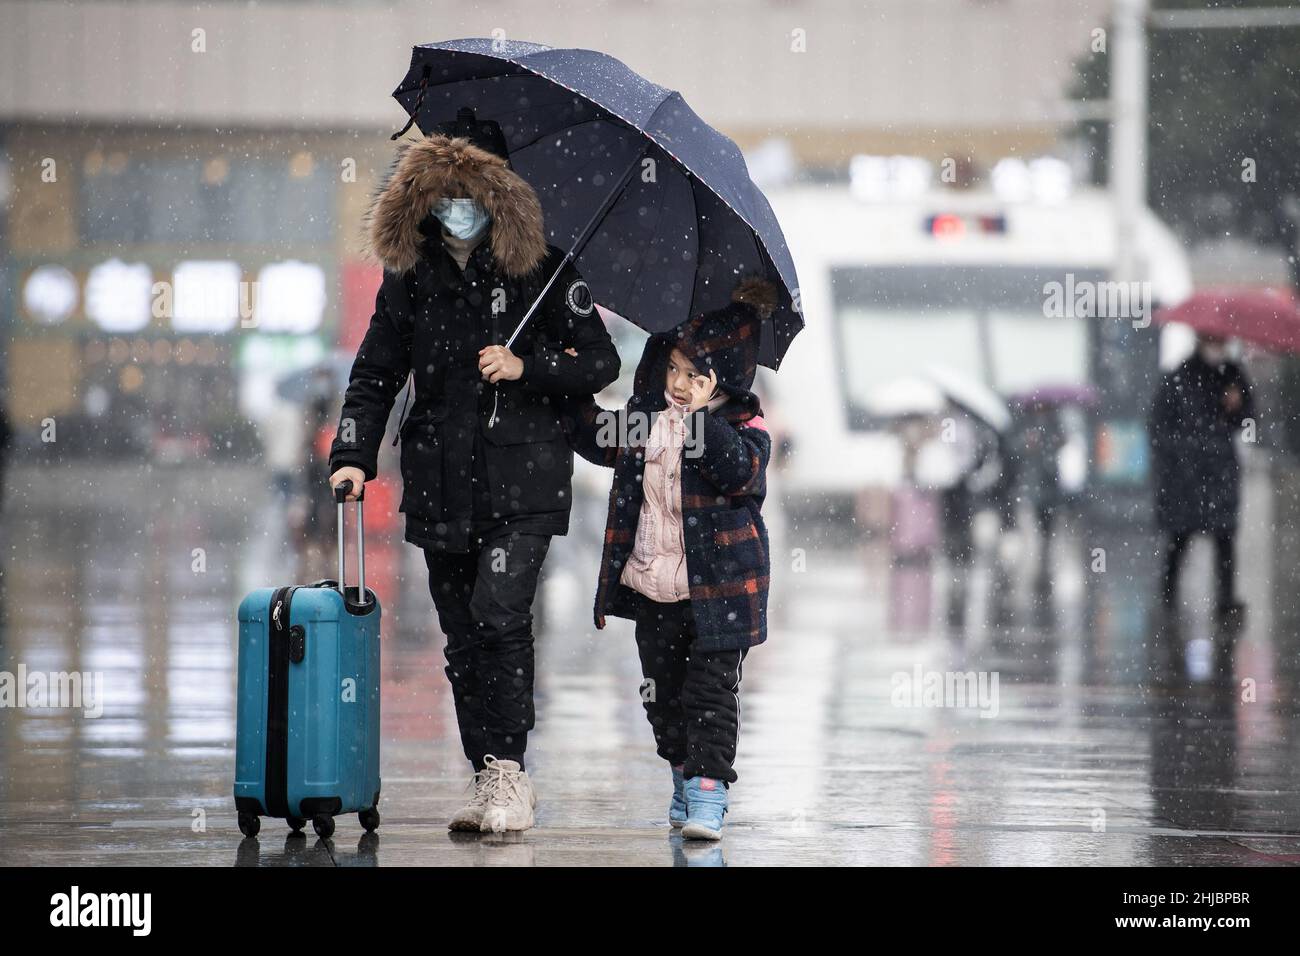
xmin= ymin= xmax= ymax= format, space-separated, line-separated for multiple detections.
xmin=1 ymin=464 xmax=1299 ymax=866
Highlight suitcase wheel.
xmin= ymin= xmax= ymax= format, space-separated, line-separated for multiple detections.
xmin=359 ymin=807 xmax=380 ymax=832
xmin=312 ymin=814 xmax=336 ymax=839
xmin=287 ymin=816 xmax=306 ymax=835
xmin=238 ymin=812 xmax=261 ymax=838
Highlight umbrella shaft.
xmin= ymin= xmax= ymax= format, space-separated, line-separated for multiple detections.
xmin=502 ymin=141 xmax=649 ymax=352
xmin=491 ymin=141 xmax=648 ymax=430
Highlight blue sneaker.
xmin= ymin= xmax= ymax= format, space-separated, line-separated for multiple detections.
xmin=669 ymin=764 xmax=688 ymax=829
xmin=681 ymin=775 xmax=728 ymax=840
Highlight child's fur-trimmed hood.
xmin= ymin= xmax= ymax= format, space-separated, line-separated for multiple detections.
xmin=361 ymin=134 xmax=548 ymax=278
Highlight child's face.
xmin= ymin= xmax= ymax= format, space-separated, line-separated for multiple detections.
xmin=666 ymin=347 xmax=706 ymax=405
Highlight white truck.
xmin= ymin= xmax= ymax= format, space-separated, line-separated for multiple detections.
xmin=763 ymin=168 xmax=1193 ymax=530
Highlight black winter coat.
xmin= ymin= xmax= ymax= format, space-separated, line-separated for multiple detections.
xmin=1148 ymin=353 xmax=1254 ymax=534
xmin=329 ymin=134 xmax=621 ymax=552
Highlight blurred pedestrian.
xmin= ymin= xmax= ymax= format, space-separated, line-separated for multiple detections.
xmin=261 ymin=397 xmax=305 ymax=502
xmin=1010 ymin=398 xmax=1066 ymax=597
xmin=920 ymin=407 xmax=1003 ymax=628
xmin=886 ymin=414 xmax=940 ymax=633
xmin=562 ymin=277 xmax=775 ymax=842
xmin=304 ymin=377 xmax=338 ymax=542
xmin=0 ymin=402 xmax=10 ymax=511
xmin=1148 ymin=333 xmax=1254 ymax=626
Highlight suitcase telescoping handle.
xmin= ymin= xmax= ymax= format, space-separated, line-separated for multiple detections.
xmin=333 ymin=479 xmax=369 ymax=605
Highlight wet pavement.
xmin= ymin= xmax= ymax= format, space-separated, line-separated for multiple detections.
xmin=2 ymin=462 xmax=1300 ymax=866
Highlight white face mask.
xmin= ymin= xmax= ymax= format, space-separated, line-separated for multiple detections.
xmin=1199 ymin=343 xmax=1227 ymax=366
xmin=432 ymin=198 xmax=490 ymax=241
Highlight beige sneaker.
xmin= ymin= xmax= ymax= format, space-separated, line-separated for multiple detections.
xmin=479 ymin=755 xmax=536 ymax=833
xmin=447 ymin=768 xmax=492 ymax=832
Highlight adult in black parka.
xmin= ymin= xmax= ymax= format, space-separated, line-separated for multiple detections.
xmin=328 ymin=109 xmax=620 ymax=833
xmin=1147 ymin=333 xmax=1254 ymax=621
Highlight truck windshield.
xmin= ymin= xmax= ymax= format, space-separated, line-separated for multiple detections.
xmin=831 ymin=265 xmax=1099 ymax=426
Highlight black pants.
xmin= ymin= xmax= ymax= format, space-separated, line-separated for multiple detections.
xmin=633 ymin=597 xmax=748 ymax=784
xmin=424 ymin=526 xmax=551 ymax=772
xmin=1161 ymin=530 xmax=1236 ymax=610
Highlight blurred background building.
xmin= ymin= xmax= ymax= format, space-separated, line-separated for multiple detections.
xmin=1 ymin=0 xmax=1298 ymax=621
xmin=4 ymin=0 xmax=1296 ymax=475
xmin=0 ymin=0 xmax=1115 ymax=457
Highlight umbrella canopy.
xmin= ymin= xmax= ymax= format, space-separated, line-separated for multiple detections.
xmin=387 ymin=38 xmax=803 ymax=368
xmin=1007 ymin=384 xmax=1099 ymax=408
xmin=920 ymin=364 xmax=1011 ymax=432
xmin=1154 ymin=287 xmax=1300 ymax=355
xmin=275 ymin=354 xmax=355 ymax=403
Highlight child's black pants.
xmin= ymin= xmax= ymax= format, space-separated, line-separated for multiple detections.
xmin=633 ymin=596 xmax=748 ymax=784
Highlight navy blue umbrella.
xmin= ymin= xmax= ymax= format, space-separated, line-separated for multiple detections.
xmin=388 ymin=38 xmax=803 ymax=369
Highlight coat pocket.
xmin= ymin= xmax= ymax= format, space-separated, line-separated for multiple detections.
xmin=399 ymin=396 xmax=450 ymax=440
xmin=710 ymin=508 xmax=765 ymax=572
xmin=480 ymin=392 xmax=573 ymax=516
xmin=481 ymin=389 xmax=561 ymax=446
xmin=632 ymin=507 xmax=657 ymax=563
xmin=397 ymin=407 xmax=448 ymax=518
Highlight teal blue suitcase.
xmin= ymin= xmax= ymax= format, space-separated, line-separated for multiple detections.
xmin=234 ymin=482 xmax=381 ymax=839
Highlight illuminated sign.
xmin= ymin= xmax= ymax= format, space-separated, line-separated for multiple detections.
xmin=86 ymin=259 xmax=153 ymax=332
xmin=23 ymin=265 xmax=79 ymax=325
xmin=254 ymin=260 xmax=327 ymax=334
xmin=990 ymin=157 xmax=1072 ymax=204
xmin=171 ymin=260 xmax=242 ymax=333
xmin=20 ymin=258 xmax=332 ymax=336
xmin=849 ymin=155 xmax=932 ymax=202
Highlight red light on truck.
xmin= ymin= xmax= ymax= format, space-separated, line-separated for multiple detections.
xmin=924 ymin=213 xmax=1007 ymax=239
xmin=927 ymin=214 xmax=965 ymax=239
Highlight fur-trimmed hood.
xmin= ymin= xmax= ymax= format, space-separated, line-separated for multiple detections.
xmin=362 ymin=134 xmax=549 ymax=278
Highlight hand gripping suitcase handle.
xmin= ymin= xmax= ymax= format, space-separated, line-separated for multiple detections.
xmin=333 ymin=480 xmax=369 ymax=605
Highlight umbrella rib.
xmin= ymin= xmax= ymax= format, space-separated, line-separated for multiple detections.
xmin=679 ymin=173 xmax=706 ymax=327
xmin=515 ymin=126 xmax=644 ymax=191
xmin=506 ymin=115 xmax=638 ymax=156
xmin=641 ymin=93 xmax=793 ymax=294
xmin=681 ymin=170 xmax=769 ymax=328
xmin=616 ymin=149 xmax=679 ymax=325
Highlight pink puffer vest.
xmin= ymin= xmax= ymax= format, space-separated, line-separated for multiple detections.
xmin=620 ymin=388 xmax=729 ymax=603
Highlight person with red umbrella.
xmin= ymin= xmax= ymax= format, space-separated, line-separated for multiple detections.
xmin=1147 ymin=332 xmax=1254 ymax=627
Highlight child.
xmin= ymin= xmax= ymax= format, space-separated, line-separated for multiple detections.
xmin=561 ymin=276 xmax=776 ymax=840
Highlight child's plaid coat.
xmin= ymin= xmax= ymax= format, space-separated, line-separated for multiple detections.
xmin=559 ymin=278 xmax=776 ymax=652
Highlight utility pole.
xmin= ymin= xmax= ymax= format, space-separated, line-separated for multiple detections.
xmin=1109 ymin=0 xmax=1148 ymax=291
